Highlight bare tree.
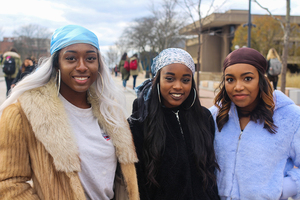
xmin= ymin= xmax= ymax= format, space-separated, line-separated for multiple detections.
xmin=122 ymin=16 xmax=157 ymax=52
xmin=151 ymin=0 xmax=187 ymax=52
xmin=253 ymin=0 xmax=291 ymax=93
xmin=105 ymin=46 xmax=120 ymax=69
xmin=177 ymin=0 xmax=226 ymax=91
xmin=13 ymin=24 xmax=51 ymax=59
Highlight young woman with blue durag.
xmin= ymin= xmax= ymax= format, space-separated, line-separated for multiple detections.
xmin=128 ymin=48 xmax=220 ymax=200
xmin=210 ymin=47 xmax=300 ymax=200
xmin=0 ymin=25 xmax=139 ymax=200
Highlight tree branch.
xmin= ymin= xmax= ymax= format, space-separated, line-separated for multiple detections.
xmin=253 ymin=0 xmax=285 ymax=31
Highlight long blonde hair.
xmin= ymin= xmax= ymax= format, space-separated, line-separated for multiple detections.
xmin=0 ymin=51 xmax=128 ymax=130
xmin=266 ymin=48 xmax=281 ymax=61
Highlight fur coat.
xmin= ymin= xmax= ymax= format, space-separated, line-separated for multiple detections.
xmin=210 ymin=90 xmax=300 ymax=200
xmin=0 ymin=79 xmax=139 ymax=200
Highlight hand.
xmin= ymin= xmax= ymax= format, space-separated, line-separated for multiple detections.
xmin=11 ymin=84 xmax=15 ymax=89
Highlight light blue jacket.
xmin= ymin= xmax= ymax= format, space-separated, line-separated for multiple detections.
xmin=210 ymin=90 xmax=300 ymax=200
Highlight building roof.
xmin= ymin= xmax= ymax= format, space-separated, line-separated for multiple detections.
xmin=180 ymin=9 xmax=300 ymax=35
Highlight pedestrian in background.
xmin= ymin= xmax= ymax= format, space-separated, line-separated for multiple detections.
xmin=119 ymin=52 xmax=130 ymax=90
xmin=0 ymin=25 xmax=139 ymax=200
xmin=129 ymin=53 xmax=143 ymax=89
xmin=210 ymin=47 xmax=300 ymax=200
xmin=128 ymin=48 xmax=219 ymax=200
xmin=1 ymin=47 xmax=21 ymax=96
xmin=114 ymin=63 xmax=119 ymax=77
xmin=11 ymin=57 xmax=35 ymax=88
xmin=266 ymin=48 xmax=282 ymax=90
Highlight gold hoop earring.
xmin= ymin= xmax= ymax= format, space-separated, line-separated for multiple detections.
xmin=56 ymin=69 xmax=61 ymax=96
xmin=157 ymin=83 xmax=161 ymax=104
xmin=187 ymin=88 xmax=197 ymax=109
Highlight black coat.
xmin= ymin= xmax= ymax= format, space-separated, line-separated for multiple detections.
xmin=128 ymin=99 xmax=219 ymax=200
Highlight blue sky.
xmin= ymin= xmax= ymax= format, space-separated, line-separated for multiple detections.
xmin=1 ymin=0 xmax=299 ymax=53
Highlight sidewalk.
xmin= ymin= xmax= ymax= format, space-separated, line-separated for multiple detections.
xmin=111 ymin=73 xmax=216 ymax=109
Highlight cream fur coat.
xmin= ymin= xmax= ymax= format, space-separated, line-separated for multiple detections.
xmin=0 ymin=80 xmax=139 ymax=200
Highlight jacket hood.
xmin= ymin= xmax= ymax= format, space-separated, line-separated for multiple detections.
xmin=3 ymin=51 xmax=20 ymax=59
xmin=274 ymin=90 xmax=295 ymax=110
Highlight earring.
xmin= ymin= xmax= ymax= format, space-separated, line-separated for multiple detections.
xmin=157 ymin=83 xmax=161 ymax=104
xmin=56 ymin=69 xmax=61 ymax=96
xmin=187 ymin=88 xmax=197 ymax=109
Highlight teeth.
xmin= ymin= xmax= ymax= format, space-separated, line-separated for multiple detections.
xmin=172 ymin=94 xmax=181 ymax=97
xmin=75 ymin=77 xmax=87 ymax=80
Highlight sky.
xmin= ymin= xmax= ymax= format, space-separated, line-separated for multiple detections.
xmin=1 ymin=0 xmax=299 ymax=54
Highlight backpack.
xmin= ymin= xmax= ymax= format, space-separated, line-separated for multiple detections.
xmin=130 ymin=59 xmax=138 ymax=70
xmin=268 ymin=58 xmax=282 ymax=76
xmin=3 ymin=56 xmax=16 ymax=75
xmin=124 ymin=60 xmax=130 ymax=72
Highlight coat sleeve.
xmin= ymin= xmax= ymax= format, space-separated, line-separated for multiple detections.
xmin=285 ymin=123 xmax=300 ymax=200
xmin=0 ymin=104 xmax=40 ymax=199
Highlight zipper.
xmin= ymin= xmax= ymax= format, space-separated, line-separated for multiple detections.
xmin=229 ymin=130 xmax=243 ymax=199
xmin=172 ymin=110 xmax=185 ymax=139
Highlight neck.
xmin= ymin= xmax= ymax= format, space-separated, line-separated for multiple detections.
xmin=60 ymin=91 xmax=90 ymax=108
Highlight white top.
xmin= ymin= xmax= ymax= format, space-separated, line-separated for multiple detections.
xmin=59 ymin=95 xmax=117 ymax=200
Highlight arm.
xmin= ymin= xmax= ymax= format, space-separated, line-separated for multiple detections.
xmin=11 ymin=68 xmax=22 ymax=86
xmin=0 ymin=104 xmax=39 ymax=199
xmin=284 ymin=125 xmax=300 ymax=199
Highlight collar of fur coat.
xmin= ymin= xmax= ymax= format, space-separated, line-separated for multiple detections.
xmin=18 ymin=79 xmax=138 ymax=172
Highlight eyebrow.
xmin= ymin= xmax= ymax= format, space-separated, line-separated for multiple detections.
xmin=164 ymin=72 xmax=192 ymax=77
xmin=64 ymin=50 xmax=97 ymax=54
xmin=225 ymin=72 xmax=254 ymax=77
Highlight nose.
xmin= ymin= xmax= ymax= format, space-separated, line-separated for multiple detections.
xmin=173 ymin=80 xmax=182 ymax=90
xmin=76 ymin=58 xmax=88 ymax=72
xmin=234 ymin=80 xmax=244 ymax=91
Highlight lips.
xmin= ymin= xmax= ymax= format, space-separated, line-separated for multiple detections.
xmin=233 ymin=94 xmax=248 ymax=100
xmin=171 ymin=93 xmax=183 ymax=99
xmin=73 ymin=76 xmax=89 ymax=84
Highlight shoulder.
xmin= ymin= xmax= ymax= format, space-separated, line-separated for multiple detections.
xmin=274 ymin=90 xmax=300 ymax=118
xmin=1 ymin=102 xmax=24 ymax=130
xmin=209 ymin=105 xmax=219 ymax=118
xmin=201 ymin=106 xmax=212 ymax=117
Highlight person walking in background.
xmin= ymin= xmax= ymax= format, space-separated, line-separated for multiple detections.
xmin=266 ymin=48 xmax=282 ymax=90
xmin=114 ymin=63 xmax=119 ymax=77
xmin=128 ymin=48 xmax=219 ymax=200
xmin=1 ymin=47 xmax=21 ymax=96
xmin=0 ymin=25 xmax=139 ymax=200
xmin=210 ymin=47 xmax=300 ymax=200
xmin=119 ymin=52 xmax=130 ymax=90
xmin=129 ymin=53 xmax=143 ymax=89
xmin=11 ymin=57 xmax=35 ymax=88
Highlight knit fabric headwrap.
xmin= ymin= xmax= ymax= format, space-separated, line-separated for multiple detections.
xmin=223 ymin=47 xmax=267 ymax=74
xmin=151 ymin=48 xmax=195 ymax=77
xmin=132 ymin=48 xmax=195 ymax=122
xmin=50 ymin=25 xmax=99 ymax=55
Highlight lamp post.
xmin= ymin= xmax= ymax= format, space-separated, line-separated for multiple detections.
xmin=243 ymin=0 xmax=256 ymax=47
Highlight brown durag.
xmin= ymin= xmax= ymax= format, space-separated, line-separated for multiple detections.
xmin=223 ymin=47 xmax=267 ymax=74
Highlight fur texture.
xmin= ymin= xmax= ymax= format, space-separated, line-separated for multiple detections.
xmin=210 ymin=90 xmax=300 ymax=199
xmin=18 ymin=79 xmax=138 ymax=172
xmin=0 ymin=79 xmax=139 ymax=199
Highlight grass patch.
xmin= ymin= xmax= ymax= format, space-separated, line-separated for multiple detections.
xmin=278 ymin=72 xmax=300 ymax=88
